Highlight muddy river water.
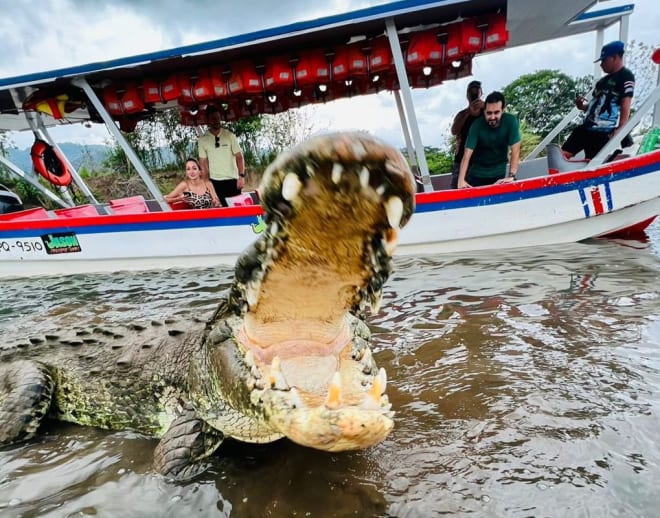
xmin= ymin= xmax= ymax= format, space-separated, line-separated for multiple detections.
xmin=1 ymin=224 xmax=659 ymax=517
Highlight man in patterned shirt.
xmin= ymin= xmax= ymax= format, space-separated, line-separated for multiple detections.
xmin=562 ymin=40 xmax=635 ymax=160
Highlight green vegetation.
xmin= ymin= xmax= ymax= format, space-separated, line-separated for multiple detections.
xmin=424 ymin=146 xmax=454 ymax=175
xmin=502 ymin=69 xmax=592 ymax=141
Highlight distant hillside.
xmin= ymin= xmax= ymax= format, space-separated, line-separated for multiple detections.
xmin=6 ymin=143 xmax=178 ymax=174
xmin=7 ymin=143 xmax=110 ymax=174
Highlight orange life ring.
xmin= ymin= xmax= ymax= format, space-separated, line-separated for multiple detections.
xmin=30 ymin=140 xmax=72 ymax=187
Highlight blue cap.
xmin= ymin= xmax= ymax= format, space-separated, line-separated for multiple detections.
xmin=594 ymin=40 xmax=625 ymax=62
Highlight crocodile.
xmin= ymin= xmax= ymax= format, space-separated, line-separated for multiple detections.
xmin=0 ymin=132 xmax=416 ymax=479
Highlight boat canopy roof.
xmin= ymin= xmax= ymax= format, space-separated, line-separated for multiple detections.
xmin=0 ymin=0 xmax=633 ymax=132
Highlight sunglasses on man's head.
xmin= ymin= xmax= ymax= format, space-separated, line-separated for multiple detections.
xmin=215 ymin=136 xmax=220 ymax=148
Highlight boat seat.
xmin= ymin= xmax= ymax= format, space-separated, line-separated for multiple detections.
xmin=546 ymin=144 xmax=589 ymax=174
xmin=225 ymin=193 xmax=255 ymax=206
xmin=54 ymin=204 xmax=100 ymax=218
xmin=0 ymin=207 xmax=52 ymax=221
xmin=144 ymin=199 xmax=165 ymax=212
xmin=516 ymin=157 xmax=549 ymax=180
xmin=94 ymin=204 xmax=112 ymax=215
xmin=168 ymin=200 xmax=190 ymax=210
xmin=430 ymin=174 xmax=453 ymax=190
xmin=108 ymin=195 xmax=149 ymax=214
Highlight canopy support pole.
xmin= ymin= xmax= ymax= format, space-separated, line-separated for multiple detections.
xmin=385 ymin=18 xmax=432 ymax=192
xmin=654 ymin=57 xmax=660 ymax=128
xmin=72 ymin=76 xmax=170 ymax=210
xmin=618 ymin=13 xmax=629 ymax=44
xmin=393 ymin=90 xmax=419 ymax=174
xmin=592 ymin=28 xmax=605 ymax=79
xmin=524 ymin=98 xmax=591 ymax=160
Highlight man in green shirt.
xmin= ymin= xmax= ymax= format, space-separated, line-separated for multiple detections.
xmin=457 ymin=91 xmax=521 ymax=188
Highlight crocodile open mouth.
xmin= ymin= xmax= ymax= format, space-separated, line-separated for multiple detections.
xmin=230 ymin=132 xmax=416 ymax=450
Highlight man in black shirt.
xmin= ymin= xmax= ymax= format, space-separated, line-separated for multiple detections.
xmin=562 ymin=40 xmax=635 ymax=159
xmin=449 ymin=80 xmax=484 ymax=188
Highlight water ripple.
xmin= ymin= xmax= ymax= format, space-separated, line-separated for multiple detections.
xmin=1 ymin=227 xmax=660 ymax=516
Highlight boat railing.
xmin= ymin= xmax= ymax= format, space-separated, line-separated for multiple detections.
xmin=524 ymin=95 xmax=592 ymax=161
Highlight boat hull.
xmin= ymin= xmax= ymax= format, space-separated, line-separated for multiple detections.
xmin=1 ymin=151 xmax=659 ymax=278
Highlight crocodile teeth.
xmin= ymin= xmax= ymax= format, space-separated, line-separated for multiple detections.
xmin=370 ymin=289 xmax=383 ymax=314
xmin=289 ymin=387 xmax=304 ymax=409
xmin=352 ymin=346 xmax=365 ymax=362
xmin=362 ymin=392 xmax=382 ymax=409
xmin=282 ymin=172 xmax=302 ymax=201
xmin=268 ymin=356 xmax=289 ymax=390
xmin=368 ymin=368 xmax=387 ymax=399
xmin=245 ymin=280 xmax=261 ymax=309
xmin=331 ymin=163 xmax=343 ymax=184
xmin=360 ymin=347 xmax=373 ymax=374
xmin=385 ymin=196 xmax=403 ymax=229
xmin=269 ymin=221 xmax=279 ymax=236
xmin=244 ymin=349 xmax=256 ymax=368
xmin=352 ymin=141 xmax=367 ymax=159
xmin=376 ymin=184 xmax=386 ymax=195
xmin=325 ymin=372 xmax=343 ymax=410
xmin=359 ymin=166 xmax=370 ymax=189
xmin=383 ymin=228 xmax=398 ymax=256
xmin=385 ymin=158 xmax=402 ymax=176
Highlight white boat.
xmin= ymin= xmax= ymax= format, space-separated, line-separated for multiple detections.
xmin=0 ymin=0 xmax=659 ymax=278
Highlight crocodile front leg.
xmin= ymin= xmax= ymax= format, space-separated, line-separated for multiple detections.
xmin=153 ymin=402 xmax=224 ymax=480
xmin=0 ymin=360 xmax=54 ymax=444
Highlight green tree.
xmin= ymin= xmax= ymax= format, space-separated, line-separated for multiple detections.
xmin=158 ymin=109 xmax=198 ymax=169
xmin=256 ymin=108 xmax=324 ymax=167
xmin=423 ymin=146 xmax=454 ymax=175
xmin=502 ymin=69 xmax=591 ymax=140
xmin=224 ymin=116 xmax=264 ymax=169
xmin=519 ymin=121 xmax=542 ymax=158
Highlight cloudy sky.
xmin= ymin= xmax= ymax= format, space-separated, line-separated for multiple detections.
xmin=0 ymin=0 xmax=657 ymax=150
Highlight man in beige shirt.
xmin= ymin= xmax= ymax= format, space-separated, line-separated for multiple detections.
xmin=198 ymin=105 xmax=245 ymax=206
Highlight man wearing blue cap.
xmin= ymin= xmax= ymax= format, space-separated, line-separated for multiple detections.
xmin=562 ymin=40 xmax=635 ymax=160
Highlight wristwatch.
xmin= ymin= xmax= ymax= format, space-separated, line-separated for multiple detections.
xmin=508 ymin=171 xmax=517 ymax=179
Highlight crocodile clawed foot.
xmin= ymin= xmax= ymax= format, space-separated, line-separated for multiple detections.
xmin=153 ymin=402 xmax=224 ymax=480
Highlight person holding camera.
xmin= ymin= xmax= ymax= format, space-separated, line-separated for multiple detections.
xmin=449 ymin=80 xmax=484 ymax=188
xmin=457 ymin=91 xmax=521 ymax=188
xmin=561 ymin=40 xmax=635 ymax=160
